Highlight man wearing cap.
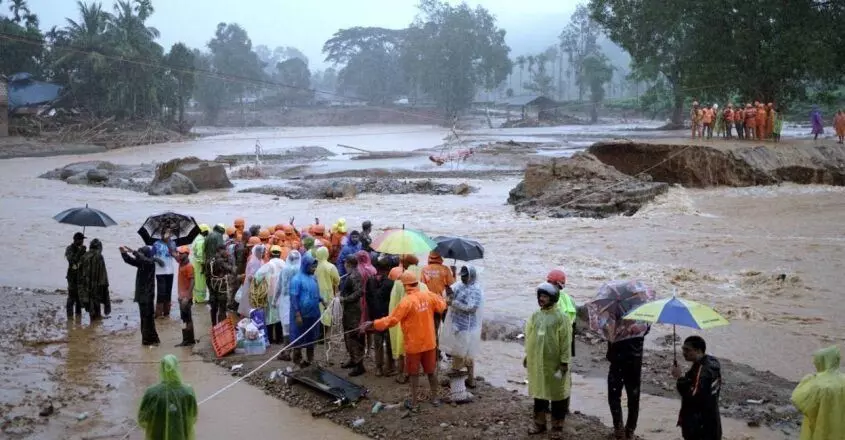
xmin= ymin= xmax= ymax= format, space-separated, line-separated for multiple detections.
xmin=65 ymin=232 xmax=87 ymax=319
xmin=363 ymin=271 xmax=447 ymax=409
xmin=524 ymin=282 xmax=572 ymax=435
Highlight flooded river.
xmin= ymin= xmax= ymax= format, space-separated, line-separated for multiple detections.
xmin=0 ymin=123 xmax=842 ymax=439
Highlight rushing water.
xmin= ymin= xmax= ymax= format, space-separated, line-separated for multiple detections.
xmin=1 ymin=123 xmax=843 ymax=438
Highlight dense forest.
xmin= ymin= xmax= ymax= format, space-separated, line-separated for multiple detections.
xmin=1 ymin=0 xmax=844 ymax=125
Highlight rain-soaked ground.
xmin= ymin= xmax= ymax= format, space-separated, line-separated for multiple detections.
xmin=0 ymin=122 xmax=842 ymax=439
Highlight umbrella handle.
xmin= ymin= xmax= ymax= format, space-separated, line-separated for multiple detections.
xmin=673 ymin=325 xmax=677 ymax=367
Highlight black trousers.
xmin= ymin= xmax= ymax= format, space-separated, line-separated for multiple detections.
xmin=66 ymin=282 xmax=82 ymax=317
xmin=735 ymin=122 xmax=744 ymax=140
xmin=138 ymin=301 xmax=160 ymax=345
xmin=608 ymin=359 xmax=642 ymax=433
xmin=155 ymin=275 xmax=173 ymax=304
xmin=266 ymin=322 xmax=284 ymax=344
xmin=179 ymin=298 xmax=193 ymax=327
xmin=534 ymin=397 xmax=569 ymax=421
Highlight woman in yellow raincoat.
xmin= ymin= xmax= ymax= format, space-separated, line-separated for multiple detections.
xmin=792 ymin=346 xmax=845 ymax=440
xmin=189 ymin=225 xmax=210 ymax=303
xmin=524 ymin=282 xmax=572 ymax=435
xmin=138 ymin=355 xmax=198 ymax=440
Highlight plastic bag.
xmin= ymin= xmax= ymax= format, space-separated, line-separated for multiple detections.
xmin=234 ymin=285 xmax=244 ymax=303
xmin=439 ymin=307 xmax=482 ymax=359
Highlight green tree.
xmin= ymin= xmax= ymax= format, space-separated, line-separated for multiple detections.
xmin=560 ymin=4 xmax=600 ymax=102
xmin=206 ymin=22 xmax=263 ymax=124
xmin=0 ymin=0 xmax=44 ymax=76
xmin=515 ymin=55 xmax=526 ymax=93
xmin=323 ymin=27 xmax=406 ymax=104
xmin=405 ymin=0 xmax=511 ymax=117
xmin=524 ymin=52 xmax=555 ymax=97
xmin=164 ymin=42 xmax=195 ymax=124
xmin=192 ymin=49 xmax=227 ymax=124
xmin=272 ymin=57 xmax=312 ymax=105
xmin=581 ymin=52 xmax=613 ymax=122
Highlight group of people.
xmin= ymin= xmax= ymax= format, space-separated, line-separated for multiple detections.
xmin=690 ymin=101 xmax=784 ymax=142
xmin=65 ymin=218 xmax=845 ymax=440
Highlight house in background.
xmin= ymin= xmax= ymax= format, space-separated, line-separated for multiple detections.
xmin=500 ymin=95 xmax=559 ymax=121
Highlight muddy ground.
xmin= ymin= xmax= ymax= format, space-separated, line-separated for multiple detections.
xmin=240 ymin=178 xmax=475 ymax=200
xmin=194 ymin=338 xmax=615 ymax=440
xmin=571 ymin=336 xmax=801 ymax=434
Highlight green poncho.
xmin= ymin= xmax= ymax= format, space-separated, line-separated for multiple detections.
xmin=525 ymin=307 xmax=572 ymax=401
xmin=138 ymin=355 xmax=198 ymax=440
xmin=557 ymin=290 xmax=577 ymax=323
xmin=792 ymin=346 xmax=845 ymax=440
xmin=190 ymin=235 xmax=207 ymax=302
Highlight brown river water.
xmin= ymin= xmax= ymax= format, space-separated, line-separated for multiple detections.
xmin=1 ymin=124 xmax=842 ymax=439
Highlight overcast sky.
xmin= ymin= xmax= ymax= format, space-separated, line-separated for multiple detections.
xmin=27 ymin=0 xmax=581 ymax=69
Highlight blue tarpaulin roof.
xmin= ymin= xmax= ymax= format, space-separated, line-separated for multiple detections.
xmin=7 ymin=72 xmax=63 ymax=111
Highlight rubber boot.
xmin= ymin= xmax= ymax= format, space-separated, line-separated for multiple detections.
xmin=528 ymin=412 xmax=547 ymax=435
xmin=174 ymin=329 xmax=196 ymax=347
xmin=465 ymin=362 xmax=476 ymax=388
xmin=349 ymin=362 xmax=366 ymax=377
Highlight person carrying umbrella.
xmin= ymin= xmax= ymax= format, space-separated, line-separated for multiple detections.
xmin=78 ymin=239 xmax=110 ymax=321
xmin=671 ymin=336 xmax=722 ymax=440
xmin=121 ymin=245 xmax=161 ymax=346
xmin=791 ymin=346 xmax=845 ymax=440
xmin=153 ymin=231 xmax=177 ymax=319
xmin=523 ymin=283 xmax=572 ymax=435
xmin=65 ymin=232 xmax=87 ymax=319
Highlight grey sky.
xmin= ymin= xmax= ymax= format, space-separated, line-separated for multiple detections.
xmin=27 ymin=0 xmax=580 ymax=69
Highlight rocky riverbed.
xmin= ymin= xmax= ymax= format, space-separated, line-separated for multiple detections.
xmin=240 ymin=178 xmax=475 ymax=200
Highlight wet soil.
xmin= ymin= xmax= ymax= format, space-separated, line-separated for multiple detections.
xmin=0 ymin=137 xmax=107 ymax=159
xmin=571 ymin=336 xmax=801 ymax=434
xmin=193 ymin=339 xmax=616 ymax=440
xmin=240 ymin=178 xmax=476 ymax=200
xmin=589 ymin=139 xmax=845 ymax=187
xmin=298 ymin=169 xmax=523 ymax=180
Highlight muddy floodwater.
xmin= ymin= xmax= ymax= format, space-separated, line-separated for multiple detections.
xmin=1 ymin=123 xmax=843 ymax=439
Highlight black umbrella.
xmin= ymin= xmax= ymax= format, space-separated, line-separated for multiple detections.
xmin=137 ymin=212 xmax=200 ymax=247
xmin=433 ymin=236 xmax=484 ymax=262
xmin=53 ymin=204 xmax=117 ymax=234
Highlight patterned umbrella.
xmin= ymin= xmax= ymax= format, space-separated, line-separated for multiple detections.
xmin=137 ymin=212 xmax=200 ymax=247
xmin=585 ymin=280 xmax=655 ymax=343
xmin=624 ymin=293 xmax=729 ymax=364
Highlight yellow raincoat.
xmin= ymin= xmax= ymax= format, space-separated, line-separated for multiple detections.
xmin=138 ymin=355 xmax=198 ymax=440
xmin=525 ymin=306 xmax=572 ymax=401
xmin=558 ymin=289 xmax=577 ymax=323
xmin=388 ymin=264 xmax=426 ymax=359
xmin=792 ymin=346 xmax=845 ymax=440
xmin=189 ymin=227 xmax=208 ymax=303
xmin=314 ymin=247 xmax=340 ymax=326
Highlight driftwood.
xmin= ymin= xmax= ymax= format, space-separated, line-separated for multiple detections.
xmin=336 ymin=143 xmax=373 ymax=154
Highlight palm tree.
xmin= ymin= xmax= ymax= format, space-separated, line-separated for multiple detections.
xmin=527 ymin=55 xmax=536 ymax=83
xmin=516 ymin=55 xmax=526 ymax=94
xmin=58 ymin=1 xmax=112 ymax=105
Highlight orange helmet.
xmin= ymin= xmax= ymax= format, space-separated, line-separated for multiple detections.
xmin=225 ymin=226 xmax=236 ymax=237
xmin=312 ymin=224 xmax=326 ymax=236
xmin=275 ymin=223 xmax=286 ymax=232
xmin=247 ymin=236 xmax=261 ymax=246
xmin=267 ymin=225 xmax=276 ymax=234
xmin=282 ymin=224 xmax=294 ymax=234
xmin=273 ymin=230 xmax=286 ymax=241
xmin=177 ymin=245 xmax=191 ymax=255
xmin=547 ymin=269 xmax=567 ymax=288
xmin=399 ymin=271 xmax=419 ymax=286
xmin=234 ymin=217 xmax=245 ymax=229
xmin=258 ymin=229 xmax=271 ymax=240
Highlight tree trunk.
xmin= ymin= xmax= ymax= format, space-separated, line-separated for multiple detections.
xmin=590 ymin=102 xmax=598 ymax=124
xmin=240 ymin=94 xmax=245 ymax=127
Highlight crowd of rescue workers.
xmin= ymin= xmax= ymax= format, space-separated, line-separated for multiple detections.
xmin=61 ymin=218 xmax=843 ymax=440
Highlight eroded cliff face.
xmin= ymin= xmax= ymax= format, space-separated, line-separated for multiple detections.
xmin=507 ymin=153 xmax=669 ymax=218
xmin=587 ymin=141 xmax=845 ymax=187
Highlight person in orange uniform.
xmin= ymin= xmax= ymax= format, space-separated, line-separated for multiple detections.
xmin=755 ymin=101 xmax=767 ymax=140
xmin=364 ymin=271 xmax=447 ymax=409
xmin=744 ymin=103 xmax=756 ymax=140
xmin=722 ymin=104 xmax=734 ymax=139
xmin=765 ymin=103 xmax=775 ymax=140
xmin=233 ymin=218 xmax=245 ymax=240
xmin=734 ymin=105 xmax=745 ymax=140
xmin=834 ymin=110 xmax=845 ymax=144
xmin=329 ymin=220 xmax=348 ymax=262
xmin=421 ymin=251 xmax=455 ymax=355
xmin=311 ymin=224 xmax=332 ymax=249
xmin=701 ymin=105 xmax=714 ymax=140
xmin=283 ymin=224 xmax=301 ymax=251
